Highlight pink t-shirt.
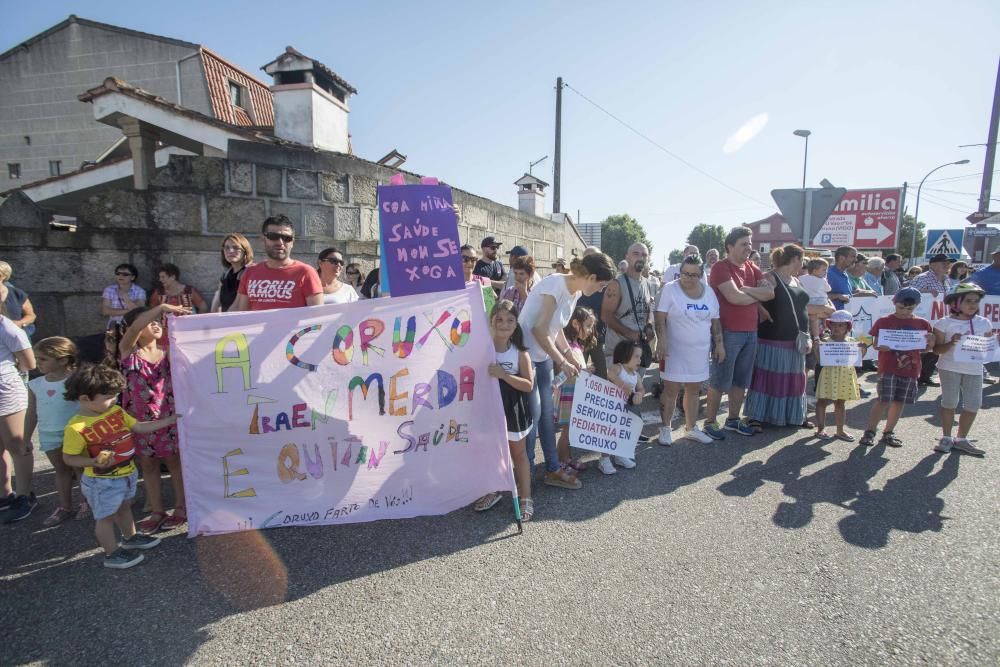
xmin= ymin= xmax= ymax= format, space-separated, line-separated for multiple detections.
xmin=710 ymin=259 xmax=763 ymax=332
xmin=237 ymin=261 xmax=322 ymax=310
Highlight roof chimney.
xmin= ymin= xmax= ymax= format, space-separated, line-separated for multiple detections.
xmin=262 ymin=47 xmax=357 ymax=153
xmin=514 ymin=173 xmax=547 ymax=218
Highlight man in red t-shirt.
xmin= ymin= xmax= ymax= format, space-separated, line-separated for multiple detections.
xmin=702 ymin=226 xmax=775 ymax=439
xmin=232 ymin=215 xmax=323 ymax=311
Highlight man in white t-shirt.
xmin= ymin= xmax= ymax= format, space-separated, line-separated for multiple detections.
xmin=663 ymin=245 xmax=701 ymax=284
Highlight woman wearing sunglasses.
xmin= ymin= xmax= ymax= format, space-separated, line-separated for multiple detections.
xmin=344 ymin=262 xmax=366 ymax=298
xmin=101 ymin=263 xmax=146 ymax=329
xmin=318 ymin=247 xmax=359 ymax=305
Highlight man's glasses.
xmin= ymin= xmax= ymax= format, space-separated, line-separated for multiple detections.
xmin=680 ymin=271 xmax=701 ymax=279
xmin=462 ymin=256 xmax=477 ymax=263
xmin=115 ymin=272 xmax=133 ymax=277
xmin=264 ymin=232 xmax=294 ymax=243
xmin=320 ymin=257 xmax=345 ymax=265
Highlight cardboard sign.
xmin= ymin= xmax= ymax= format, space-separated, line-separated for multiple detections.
xmin=953 ymin=335 xmax=999 ymax=363
xmin=378 ymin=184 xmax=464 ymax=297
xmin=877 ymin=329 xmax=929 ymax=351
xmin=169 ymin=285 xmax=512 ymax=537
xmin=818 ymin=341 xmax=863 ymax=367
xmin=567 ymin=372 xmax=641 ymax=459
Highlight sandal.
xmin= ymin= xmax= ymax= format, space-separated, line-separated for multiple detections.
xmin=815 ymin=431 xmax=834 ymax=440
xmin=43 ymin=506 xmax=73 ymax=527
xmin=519 ymin=497 xmax=534 ymax=522
xmin=564 ymin=458 xmax=587 ymax=473
xmin=860 ymin=430 xmax=877 ymax=447
xmin=75 ymin=499 xmax=91 ymax=520
xmin=473 ymin=492 xmax=503 ymax=512
xmin=747 ymin=419 xmax=764 ymax=433
xmin=879 ymin=432 xmax=903 ymax=448
xmin=799 ymin=419 xmax=816 ymax=429
xmin=138 ymin=510 xmax=168 ymax=534
xmin=835 ymin=432 xmax=856 ymax=442
xmin=161 ymin=507 xmax=187 ymax=530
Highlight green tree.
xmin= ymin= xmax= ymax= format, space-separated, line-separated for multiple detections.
xmin=686 ymin=224 xmax=726 ymax=257
xmin=667 ymin=248 xmax=685 ymax=264
xmin=600 ymin=214 xmax=654 ymax=263
xmin=895 ymin=214 xmax=926 ymax=265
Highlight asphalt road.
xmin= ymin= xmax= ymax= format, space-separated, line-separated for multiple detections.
xmin=2 ymin=374 xmax=998 ymax=666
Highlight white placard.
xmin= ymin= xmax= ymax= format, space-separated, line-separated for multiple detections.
xmin=877 ymin=329 xmax=929 ymax=351
xmin=567 ymin=371 xmax=640 ymax=459
xmin=818 ymin=341 xmax=863 ymax=367
xmin=953 ymin=335 xmax=999 ymax=363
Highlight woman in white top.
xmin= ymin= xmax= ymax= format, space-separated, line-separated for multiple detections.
xmin=318 ymin=247 xmax=359 ymax=305
xmin=520 ymin=253 xmax=616 ymax=490
xmin=654 ymin=255 xmax=722 ymax=445
xmin=0 ymin=283 xmax=37 ymax=521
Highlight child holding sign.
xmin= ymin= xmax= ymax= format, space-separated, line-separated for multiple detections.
xmin=598 ymin=340 xmax=645 ymax=475
xmin=860 ymin=288 xmax=934 ymax=448
xmin=814 ymin=311 xmax=863 ymax=441
xmin=474 ymin=301 xmax=535 ymax=520
xmin=62 ymin=364 xmax=176 ymax=569
xmin=556 ymin=307 xmax=598 ymax=474
xmin=931 ymin=283 xmax=991 ymax=456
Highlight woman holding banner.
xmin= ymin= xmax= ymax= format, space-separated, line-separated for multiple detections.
xmin=745 ymin=244 xmax=812 ymax=430
xmin=520 ymin=253 xmax=616 ymax=489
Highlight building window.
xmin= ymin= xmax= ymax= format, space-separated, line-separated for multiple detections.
xmin=758 ymin=222 xmax=771 ymax=234
xmin=781 ymin=223 xmax=791 ymax=233
xmin=49 ymin=160 xmax=62 ymax=177
xmin=229 ymin=81 xmax=244 ymax=108
xmin=7 ymin=163 xmax=20 ymax=179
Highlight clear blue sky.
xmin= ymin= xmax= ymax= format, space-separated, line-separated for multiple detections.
xmin=4 ymin=0 xmax=999 ymax=264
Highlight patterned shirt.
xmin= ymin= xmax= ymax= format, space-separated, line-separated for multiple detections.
xmin=102 ymin=284 xmax=147 ymax=326
xmin=910 ymin=270 xmax=947 ymax=295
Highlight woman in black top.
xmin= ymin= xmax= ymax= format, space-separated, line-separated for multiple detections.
xmin=214 ymin=234 xmax=254 ymax=312
xmin=744 ymin=244 xmax=811 ymax=428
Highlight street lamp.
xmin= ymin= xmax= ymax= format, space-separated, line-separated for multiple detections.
xmin=909 ymin=159 xmax=971 ymax=265
xmin=793 ymin=129 xmax=811 ymax=189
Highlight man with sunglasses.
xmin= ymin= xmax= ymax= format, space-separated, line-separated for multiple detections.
xmin=231 ymin=215 xmax=323 ymax=311
xmin=473 ymin=236 xmax=507 ymax=292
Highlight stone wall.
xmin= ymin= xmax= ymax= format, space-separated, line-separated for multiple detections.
xmin=0 ymin=143 xmax=585 ymax=339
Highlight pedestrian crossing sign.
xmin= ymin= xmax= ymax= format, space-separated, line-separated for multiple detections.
xmin=924 ymin=229 xmax=964 ymax=259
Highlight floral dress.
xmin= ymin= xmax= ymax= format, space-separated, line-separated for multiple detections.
xmin=121 ymin=351 xmax=178 ymax=458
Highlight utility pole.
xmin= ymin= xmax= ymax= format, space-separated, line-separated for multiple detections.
xmin=554 ymin=77 xmax=563 ymax=214
xmin=974 ymin=58 xmax=1000 ymax=261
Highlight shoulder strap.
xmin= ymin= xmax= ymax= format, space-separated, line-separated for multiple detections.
xmin=622 ymin=276 xmax=645 ymax=330
xmin=773 ymin=272 xmax=803 ymax=332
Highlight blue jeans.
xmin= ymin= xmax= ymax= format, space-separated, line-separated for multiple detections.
xmin=526 ymin=358 xmax=559 ymax=473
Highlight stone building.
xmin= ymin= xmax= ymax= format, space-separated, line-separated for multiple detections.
xmin=0 ymin=28 xmax=585 ymax=340
xmin=0 ymin=15 xmax=273 ymax=191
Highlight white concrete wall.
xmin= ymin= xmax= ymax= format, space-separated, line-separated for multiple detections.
xmin=271 ymin=83 xmax=349 ymax=154
xmin=310 ymin=88 xmax=349 ymax=154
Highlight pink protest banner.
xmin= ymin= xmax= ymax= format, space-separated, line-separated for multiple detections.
xmin=169 ymin=285 xmax=512 ymax=537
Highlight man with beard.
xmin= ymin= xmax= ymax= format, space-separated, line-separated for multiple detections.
xmin=473 ymin=235 xmax=507 ymax=291
xmin=232 ymin=215 xmax=323 ymax=311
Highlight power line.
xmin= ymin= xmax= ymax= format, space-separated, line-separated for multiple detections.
xmin=561 ymin=82 xmax=772 ymax=207
xmin=916 ymin=192 xmax=970 ymax=214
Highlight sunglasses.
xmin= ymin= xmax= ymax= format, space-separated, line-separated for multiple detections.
xmin=115 ymin=271 xmax=134 ymax=277
xmin=264 ymin=232 xmax=294 ymax=243
xmin=462 ymin=256 xmax=477 ymax=263
xmin=320 ymin=257 xmax=345 ymax=265
xmin=680 ymin=271 xmax=702 ymax=279
xmin=346 ymin=270 xmax=359 ymax=276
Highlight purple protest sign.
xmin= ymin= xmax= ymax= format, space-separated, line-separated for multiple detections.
xmin=378 ymin=184 xmax=464 ymax=297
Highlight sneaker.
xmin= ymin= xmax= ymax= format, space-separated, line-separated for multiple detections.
xmin=952 ymin=438 xmax=985 ymax=457
xmin=702 ymin=420 xmax=726 ymax=440
xmin=612 ymin=455 xmax=636 ymax=469
xmin=43 ymin=506 xmax=73 ymax=527
xmin=684 ymin=426 xmax=715 ymax=444
xmin=597 ymin=456 xmax=617 ymax=475
xmin=0 ymin=492 xmax=16 ymax=511
xmin=934 ymin=436 xmax=953 ymax=453
xmin=658 ymin=427 xmax=672 ymax=446
xmin=2 ymin=493 xmax=37 ymax=524
xmin=543 ymin=467 xmax=582 ymax=489
xmin=121 ymin=533 xmax=162 ymax=550
xmin=724 ymin=418 xmax=754 ymax=437
xmin=103 ymin=548 xmax=144 ymax=569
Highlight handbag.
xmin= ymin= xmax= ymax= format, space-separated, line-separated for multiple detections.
xmin=773 ymin=272 xmax=811 ymax=355
xmin=621 ymin=276 xmax=654 ymax=367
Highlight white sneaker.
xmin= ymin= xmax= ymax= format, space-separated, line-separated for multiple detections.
xmin=934 ymin=436 xmax=953 ymax=453
xmin=658 ymin=427 xmax=672 ymax=446
xmin=612 ymin=455 xmax=636 ymax=469
xmin=684 ymin=425 xmax=715 ymax=444
xmin=952 ymin=438 xmax=985 ymax=456
xmin=597 ymin=456 xmax=617 ymax=475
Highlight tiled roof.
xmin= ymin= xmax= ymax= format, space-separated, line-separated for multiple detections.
xmin=200 ymin=47 xmax=275 ymax=128
xmin=263 ymin=46 xmax=357 ymax=95
xmin=78 ymin=77 xmax=278 ymax=144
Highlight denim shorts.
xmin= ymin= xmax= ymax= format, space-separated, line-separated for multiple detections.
xmin=710 ymin=330 xmax=757 ymax=393
xmin=81 ymin=470 xmax=138 ymax=520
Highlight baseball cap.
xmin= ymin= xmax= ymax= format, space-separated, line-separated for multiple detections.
xmin=893 ymin=287 xmax=922 ymax=305
xmin=828 ymin=310 xmax=853 ymax=324
xmin=552 ymin=257 xmax=568 ymax=269
xmin=481 ymin=236 xmax=502 ymax=248
xmin=506 ymin=245 xmax=529 ymax=257
xmin=928 ymin=253 xmax=951 ymax=264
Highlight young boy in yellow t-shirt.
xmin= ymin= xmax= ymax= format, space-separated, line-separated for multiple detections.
xmin=62 ymin=364 xmax=177 ymax=569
